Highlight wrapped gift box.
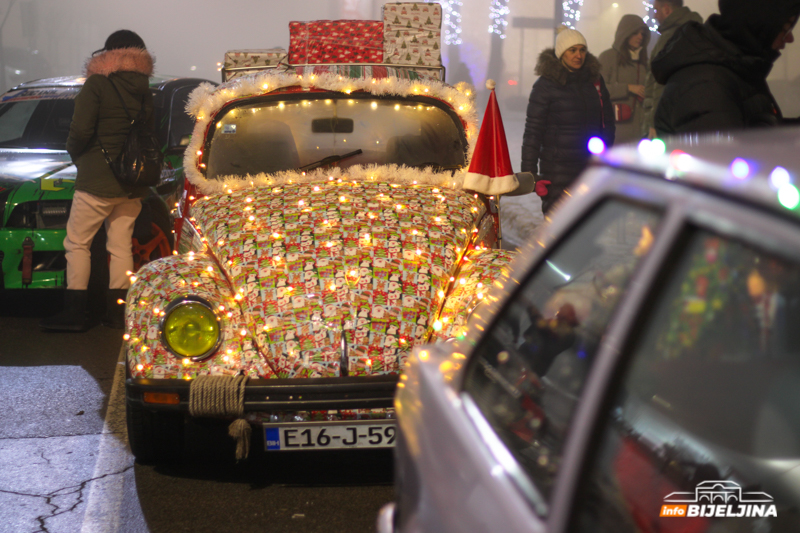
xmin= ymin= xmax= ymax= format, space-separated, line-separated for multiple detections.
xmin=222 ymin=49 xmax=287 ymax=81
xmin=383 ymin=2 xmax=443 ymax=67
xmin=289 ymin=20 xmax=384 ymax=64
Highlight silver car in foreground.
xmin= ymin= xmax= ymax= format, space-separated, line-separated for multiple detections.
xmin=379 ymin=129 xmax=800 ymax=533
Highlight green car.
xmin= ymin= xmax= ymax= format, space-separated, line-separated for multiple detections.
xmin=0 ymin=75 xmax=214 ymax=290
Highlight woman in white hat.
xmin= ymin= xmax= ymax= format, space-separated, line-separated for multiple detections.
xmin=521 ymin=26 xmax=615 ymax=214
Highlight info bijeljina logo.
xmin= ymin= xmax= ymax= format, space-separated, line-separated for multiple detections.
xmin=660 ymin=480 xmax=777 ymax=518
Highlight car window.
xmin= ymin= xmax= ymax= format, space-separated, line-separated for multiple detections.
xmin=462 ymin=200 xmax=662 ymax=507
xmin=204 ymin=95 xmax=466 ymax=179
xmin=0 ymin=99 xmax=76 ymax=149
xmin=169 ymin=85 xmax=197 ymax=147
xmin=572 ymin=230 xmax=800 ymax=532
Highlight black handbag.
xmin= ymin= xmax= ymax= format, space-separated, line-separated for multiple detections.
xmin=98 ymin=76 xmax=163 ymax=187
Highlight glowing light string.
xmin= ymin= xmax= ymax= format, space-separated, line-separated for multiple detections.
xmin=489 ymin=0 xmax=510 ymax=39
xmin=643 ymin=0 xmax=658 ymax=32
xmin=562 ymin=0 xmax=584 ymax=29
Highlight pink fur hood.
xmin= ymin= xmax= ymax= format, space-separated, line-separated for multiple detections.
xmin=84 ymin=47 xmax=155 ymax=77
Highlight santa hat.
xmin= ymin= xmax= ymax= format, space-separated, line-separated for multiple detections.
xmin=463 ymin=80 xmax=518 ymax=196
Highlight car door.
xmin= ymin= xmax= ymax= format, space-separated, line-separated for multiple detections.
xmin=457 ymin=194 xmax=666 ymax=522
xmin=156 ymin=82 xmax=206 ymax=203
xmin=555 ymin=192 xmax=800 ymax=533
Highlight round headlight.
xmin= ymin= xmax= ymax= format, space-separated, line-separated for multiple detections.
xmin=160 ymin=297 xmax=221 ymax=359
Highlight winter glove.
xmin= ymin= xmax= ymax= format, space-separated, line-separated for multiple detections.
xmin=534 ymin=180 xmax=551 ymax=197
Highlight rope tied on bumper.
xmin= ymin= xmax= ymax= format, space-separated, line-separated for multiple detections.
xmin=189 ymin=374 xmax=251 ymax=460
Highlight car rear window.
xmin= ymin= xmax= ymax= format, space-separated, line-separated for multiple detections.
xmin=462 ymin=200 xmax=662 ymax=511
xmin=572 ymin=229 xmax=800 ymax=532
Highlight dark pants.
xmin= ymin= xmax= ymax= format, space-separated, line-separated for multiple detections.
xmin=540 ymin=172 xmax=579 ymax=215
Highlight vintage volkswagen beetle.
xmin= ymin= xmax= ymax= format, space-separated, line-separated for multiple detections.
xmin=123 ymin=67 xmax=524 ymax=462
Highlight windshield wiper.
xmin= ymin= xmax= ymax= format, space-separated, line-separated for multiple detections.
xmin=299 ymin=149 xmax=362 ymax=172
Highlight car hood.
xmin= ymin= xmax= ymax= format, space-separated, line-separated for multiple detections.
xmin=191 ymin=180 xmax=483 ymax=376
xmin=0 ymin=149 xmax=74 ymax=188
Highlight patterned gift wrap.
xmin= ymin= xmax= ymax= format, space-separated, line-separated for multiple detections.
xmin=292 ymin=64 xmax=440 ymax=80
xmin=383 ymin=2 xmax=443 ymax=67
xmin=128 ymin=178 xmax=488 ymax=380
xmin=222 ymin=49 xmax=287 ymax=81
xmin=431 ymin=248 xmax=517 ymax=343
xmin=289 ymin=20 xmax=384 ymax=64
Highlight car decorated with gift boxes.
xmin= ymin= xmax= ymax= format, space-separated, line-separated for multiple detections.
xmin=124 ymin=4 xmax=532 ymax=463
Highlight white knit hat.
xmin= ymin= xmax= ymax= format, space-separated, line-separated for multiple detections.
xmin=555 ymin=25 xmax=588 ymax=58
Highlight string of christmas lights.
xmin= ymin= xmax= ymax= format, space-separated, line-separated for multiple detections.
xmin=489 ymin=0 xmax=510 ymax=39
xmin=561 ymin=0 xmax=584 ymax=29
xmin=643 ymin=0 xmax=658 ymax=31
xmin=423 ymin=0 xmax=462 ymax=45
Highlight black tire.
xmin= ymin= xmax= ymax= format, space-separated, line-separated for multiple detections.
xmin=126 ymin=397 xmax=185 ymax=464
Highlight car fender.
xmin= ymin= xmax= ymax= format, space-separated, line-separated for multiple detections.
xmin=124 ymin=253 xmax=276 ymax=380
xmin=430 ymin=248 xmax=517 ymax=342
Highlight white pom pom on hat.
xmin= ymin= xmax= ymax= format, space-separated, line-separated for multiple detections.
xmin=555 ymin=25 xmax=587 ymax=59
xmin=485 ymin=79 xmax=496 ymax=90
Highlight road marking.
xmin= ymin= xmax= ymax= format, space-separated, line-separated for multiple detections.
xmin=80 ymin=346 xmax=133 ymax=533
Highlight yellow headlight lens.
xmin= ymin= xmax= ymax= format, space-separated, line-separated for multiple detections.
xmin=162 ymin=302 xmax=220 ymax=358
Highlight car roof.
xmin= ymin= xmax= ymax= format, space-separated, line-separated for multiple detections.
xmin=7 ymin=75 xmax=208 ymax=91
xmin=598 ymin=127 xmax=800 ymax=219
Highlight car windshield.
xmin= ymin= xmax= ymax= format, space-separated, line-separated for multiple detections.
xmin=0 ymin=96 xmax=76 ymax=150
xmin=204 ymin=94 xmax=467 ymax=180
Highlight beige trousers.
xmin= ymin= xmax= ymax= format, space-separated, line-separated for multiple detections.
xmin=64 ymin=190 xmax=142 ymax=290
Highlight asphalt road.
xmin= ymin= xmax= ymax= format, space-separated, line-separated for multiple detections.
xmin=0 ymin=290 xmax=394 ymax=533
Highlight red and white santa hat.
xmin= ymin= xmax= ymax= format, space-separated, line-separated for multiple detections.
xmin=463 ymin=79 xmax=518 ymax=196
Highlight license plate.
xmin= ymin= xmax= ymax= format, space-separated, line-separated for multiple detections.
xmin=263 ymin=420 xmax=396 ymax=451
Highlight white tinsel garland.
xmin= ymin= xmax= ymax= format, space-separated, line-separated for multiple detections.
xmin=197 ymin=164 xmax=468 ymax=196
xmin=182 ymin=71 xmax=478 ymax=194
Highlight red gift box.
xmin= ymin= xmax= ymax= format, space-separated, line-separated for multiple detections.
xmin=289 ymin=20 xmax=384 ymax=64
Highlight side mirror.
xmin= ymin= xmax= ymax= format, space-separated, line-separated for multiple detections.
xmin=503 ymin=172 xmax=536 ymax=196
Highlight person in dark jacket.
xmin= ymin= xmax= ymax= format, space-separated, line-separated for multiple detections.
xmin=599 ymin=15 xmax=650 ymax=145
xmin=521 ymin=26 xmax=615 ymax=214
xmin=41 ymin=30 xmax=155 ymax=332
xmin=652 ymin=0 xmax=799 ymax=135
xmin=641 ymin=0 xmax=703 ymax=138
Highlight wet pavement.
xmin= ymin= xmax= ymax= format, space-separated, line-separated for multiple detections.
xmin=0 ymin=290 xmax=393 ymax=533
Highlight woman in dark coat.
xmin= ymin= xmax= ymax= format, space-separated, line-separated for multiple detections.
xmin=41 ymin=30 xmax=155 ymax=332
xmin=521 ymin=27 xmax=615 ymax=214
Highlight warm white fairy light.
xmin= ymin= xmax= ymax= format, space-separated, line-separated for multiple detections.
xmin=489 ymin=0 xmax=510 ymax=38
xmin=643 ymin=0 xmax=658 ymax=31
xmin=562 ymin=0 xmax=584 ymax=28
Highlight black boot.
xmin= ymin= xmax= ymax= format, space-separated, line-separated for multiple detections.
xmin=103 ymin=289 xmax=128 ymax=329
xmin=40 ymin=290 xmax=88 ymax=332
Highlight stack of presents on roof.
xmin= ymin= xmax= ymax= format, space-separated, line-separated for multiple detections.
xmin=221 ymin=2 xmax=445 ymax=82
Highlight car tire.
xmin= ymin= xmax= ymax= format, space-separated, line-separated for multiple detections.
xmin=131 ymin=196 xmax=174 ymax=270
xmin=126 ymin=398 xmax=185 ymax=464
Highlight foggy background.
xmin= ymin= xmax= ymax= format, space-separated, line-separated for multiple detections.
xmin=3 ymin=0 xmax=799 ymax=164
xmin=3 ymin=0 xmax=798 ymax=243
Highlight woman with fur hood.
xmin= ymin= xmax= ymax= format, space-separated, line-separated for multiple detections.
xmin=41 ymin=30 xmax=155 ymax=332
xmin=598 ymin=15 xmax=650 ymax=145
xmin=521 ymin=27 xmax=615 ymax=214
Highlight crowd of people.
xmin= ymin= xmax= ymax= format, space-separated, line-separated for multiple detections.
xmin=523 ymin=0 xmax=800 ymax=214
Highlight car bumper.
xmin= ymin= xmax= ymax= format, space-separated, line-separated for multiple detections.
xmin=125 ymin=375 xmax=398 ymax=415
